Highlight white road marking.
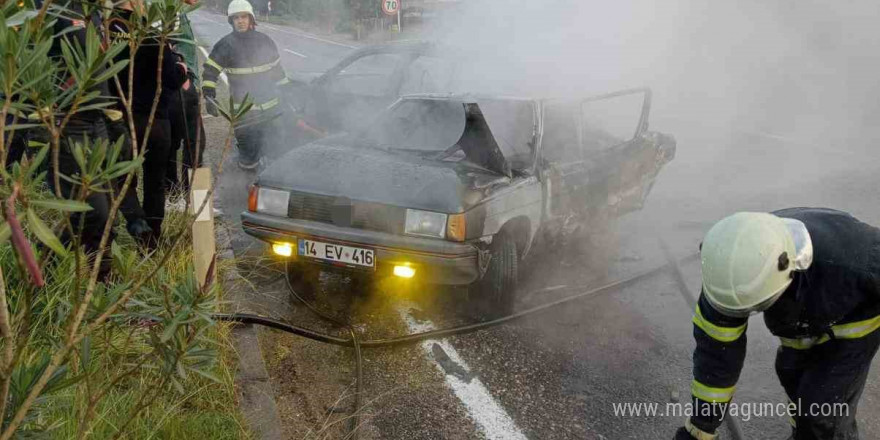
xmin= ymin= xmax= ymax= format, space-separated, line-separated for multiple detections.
xmin=261 ymin=23 xmax=357 ymax=49
xmin=194 ymin=14 xmax=226 ymax=26
xmin=397 ymin=303 xmax=528 ymax=440
xmin=284 ymin=48 xmax=308 ymax=58
xmin=197 ymin=46 xmax=228 ymax=85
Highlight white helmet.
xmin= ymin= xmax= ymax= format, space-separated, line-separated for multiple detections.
xmin=700 ymin=212 xmax=812 ymax=317
xmin=227 ymin=0 xmax=255 ymax=24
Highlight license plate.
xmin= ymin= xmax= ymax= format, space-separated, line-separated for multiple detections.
xmin=298 ymin=239 xmax=375 ymax=268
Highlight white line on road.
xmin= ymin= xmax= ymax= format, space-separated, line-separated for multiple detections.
xmin=197 ymin=46 xmax=228 ymax=85
xmin=262 ymin=23 xmax=357 ymax=49
xmin=397 ymin=303 xmax=528 ymax=440
xmin=283 ymin=48 xmax=308 ymax=58
xmin=194 ymin=14 xmax=226 ymax=26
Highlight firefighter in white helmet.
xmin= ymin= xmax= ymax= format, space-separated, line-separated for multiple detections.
xmin=675 ymin=208 xmax=880 ymax=440
xmin=202 ymin=0 xmax=292 ymax=169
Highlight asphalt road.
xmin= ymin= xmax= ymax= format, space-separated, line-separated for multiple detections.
xmin=192 ymin=9 xmax=880 ymax=439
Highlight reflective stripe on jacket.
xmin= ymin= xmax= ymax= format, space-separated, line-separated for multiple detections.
xmin=201 ymin=29 xmax=286 ymax=111
xmin=687 ymin=208 xmax=880 ymax=435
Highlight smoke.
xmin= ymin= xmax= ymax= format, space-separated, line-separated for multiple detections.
xmin=424 ymin=0 xmax=880 ymax=147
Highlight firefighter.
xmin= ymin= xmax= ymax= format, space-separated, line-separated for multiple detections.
xmin=675 ymin=208 xmax=880 ymax=440
xmin=43 ymin=0 xmax=116 ymax=278
xmin=166 ymin=10 xmax=206 ymax=195
xmin=201 ymin=0 xmax=290 ymax=170
xmin=108 ymin=0 xmax=188 ymax=248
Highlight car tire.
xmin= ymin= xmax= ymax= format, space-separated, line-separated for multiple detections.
xmin=471 ymin=230 xmax=519 ymax=319
xmin=285 ymin=261 xmax=321 ymax=302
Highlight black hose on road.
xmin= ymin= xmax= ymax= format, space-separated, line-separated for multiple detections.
xmin=213 ymin=252 xmax=699 ymax=348
xmin=283 ymin=263 xmax=363 ymax=440
xmin=212 ymin=251 xmax=700 ymax=439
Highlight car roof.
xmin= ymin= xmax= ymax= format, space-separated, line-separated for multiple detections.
xmin=398 ymin=93 xmax=538 ymax=104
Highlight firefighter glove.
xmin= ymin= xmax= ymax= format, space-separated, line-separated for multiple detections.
xmin=674 ymin=427 xmax=696 ymax=440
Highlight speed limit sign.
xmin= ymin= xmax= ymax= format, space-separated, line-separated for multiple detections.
xmin=382 ymin=0 xmax=399 ymax=16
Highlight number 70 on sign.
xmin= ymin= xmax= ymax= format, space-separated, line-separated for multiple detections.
xmin=382 ymin=0 xmax=400 ymax=15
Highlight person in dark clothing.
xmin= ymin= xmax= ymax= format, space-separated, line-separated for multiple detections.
xmin=104 ymin=116 xmax=152 ymax=241
xmin=202 ymin=0 xmax=289 ymax=170
xmin=166 ymin=12 xmax=206 ymax=194
xmin=166 ymin=85 xmax=205 ymax=193
xmin=675 ymin=208 xmax=880 ymax=440
xmin=45 ymin=1 xmax=116 ymax=278
xmin=107 ymin=0 xmax=188 ymax=247
xmin=3 ymin=113 xmax=28 ymax=169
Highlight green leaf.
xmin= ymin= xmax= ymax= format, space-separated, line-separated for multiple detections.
xmin=0 ymin=222 xmax=10 ymax=245
xmin=26 ymin=208 xmax=67 ymax=256
xmin=189 ymin=367 xmax=221 ymax=384
xmin=28 ymin=146 xmax=49 ymax=174
xmin=106 ymin=132 xmax=125 ymax=166
xmin=5 ymin=10 xmax=38 ymax=28
xmin=91 ymin=59 xmax=129 ymax=85
xmin=80 ymin=336 xmax=91 ymax=370
xmin=2 ymin=123 xmax=41 ymax=132
xmin=30 ymin=198 xmax=93 ymax=212
xmin=105 ymin=158 xmax=144 ymax=180
xmin=70 ymin=142 xmax=87 ymax=173
xmin=86 ymin=138 xmax=107 ymax=175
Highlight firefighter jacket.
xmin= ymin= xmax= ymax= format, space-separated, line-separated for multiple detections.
xmin=201 ymin=29 xmax=289 ymax=118
xmin=107 ymin=10 xmax=188 ymax=120
xmin=688 ymin=207 xmax=880 ymax=434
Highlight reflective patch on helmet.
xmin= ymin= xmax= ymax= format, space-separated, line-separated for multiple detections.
xmin=782 ymin=218 xmax=813 ymax=271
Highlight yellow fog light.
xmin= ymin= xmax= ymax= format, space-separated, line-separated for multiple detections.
xmin=393 ymin=265 xmax=416 ymax=278
xmin=272 ymin=243 xmax=293 ymax=257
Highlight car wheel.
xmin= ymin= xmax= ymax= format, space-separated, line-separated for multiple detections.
xmin=470 ymin=230 xmax=519 ymax=319
xmin=286 ymin=261 xmax=321 ymax=302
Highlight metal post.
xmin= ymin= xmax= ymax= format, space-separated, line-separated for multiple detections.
xmin=190 ymin=167 xmax=215 ymax=287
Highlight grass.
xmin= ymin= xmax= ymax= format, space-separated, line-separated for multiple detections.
xmin=1 ymin=198 xmax=251 ymax=439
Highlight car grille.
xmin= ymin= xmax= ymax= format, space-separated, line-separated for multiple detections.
xmin=287 ymin=191 xmax=404 ymax=234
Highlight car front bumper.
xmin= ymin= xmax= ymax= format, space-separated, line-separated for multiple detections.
xmin=241 ymin=211 xmax=482 ymax=285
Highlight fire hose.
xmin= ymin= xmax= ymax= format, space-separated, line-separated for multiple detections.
xmin=213 ymin=250 xmax=744 ymax=440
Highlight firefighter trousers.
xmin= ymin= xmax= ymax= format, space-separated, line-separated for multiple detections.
xmin=775 ymin=329 xmax=880 ymax=440
xmin=133 ymin=114 xmax=172 ymax=240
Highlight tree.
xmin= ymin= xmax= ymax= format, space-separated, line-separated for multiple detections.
xmin=0 ymin=0 xmax=251 ymax=436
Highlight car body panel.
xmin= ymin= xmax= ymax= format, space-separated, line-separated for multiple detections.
xmin=242 ymin=212 xmax=480 ymax=284
xmin=245 ymin=83 xmax=675 ymax=286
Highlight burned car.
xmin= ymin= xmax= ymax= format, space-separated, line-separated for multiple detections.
xmin=242 ymin=89 xmax=675 ymax=314
xmin=288 ymin=41 xmax=456 ymax=138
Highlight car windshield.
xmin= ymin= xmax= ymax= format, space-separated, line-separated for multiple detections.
xmin=361 ymin=99 xmax=467 ymax=152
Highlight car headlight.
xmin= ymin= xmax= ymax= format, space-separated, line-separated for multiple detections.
xmin=405 ymin=209 xmax=447 ymax=238
xmin=256 ymin=187 xmax=290 ymax=217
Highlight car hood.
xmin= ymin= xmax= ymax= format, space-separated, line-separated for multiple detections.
xmin=258 ymin=142 xmax=498 ymax=213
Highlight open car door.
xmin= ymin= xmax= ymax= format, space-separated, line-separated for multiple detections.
xmin=577 ymin=88 xmax=675 ymax=219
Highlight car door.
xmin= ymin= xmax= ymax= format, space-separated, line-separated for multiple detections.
xmin=309 ymin=51 xmax=410 ymax=134
xmin=538 ymin=100 xmax=590 ymax=236
xmin=576 ymin=88 xmax=653 ymax=220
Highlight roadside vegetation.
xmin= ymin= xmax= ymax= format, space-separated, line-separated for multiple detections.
xmin=0 ymin=0 xmax=252 ymax=437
